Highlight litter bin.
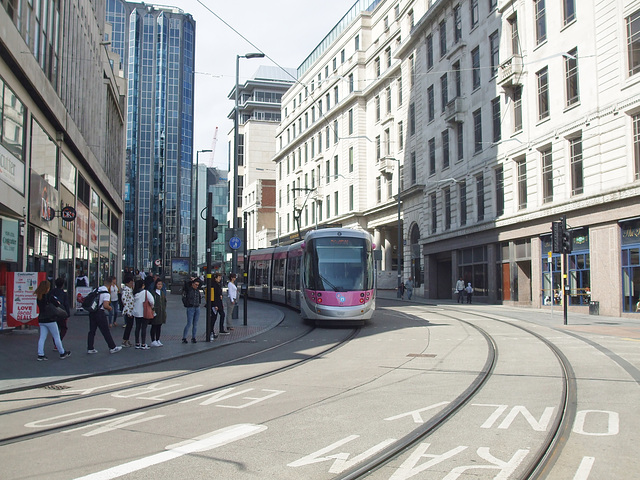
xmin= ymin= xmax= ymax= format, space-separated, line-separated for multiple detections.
xmin=589 ymin=301 xmax=599 ymax=315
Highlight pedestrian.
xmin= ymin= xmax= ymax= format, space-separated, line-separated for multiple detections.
xmin=132 ymin=279 xmax=154 ymax=349
xmin=465 ymin=282 xmax=474 ymax=304
xmin=50 ymin=277 xmax=71 ymax=350
xmin=182 ymin=278 xmax=202 ymax=343
xmin=226 ymin=273 xmax=238 ymax=331
xmin=150 ymin=278 xmax=167 ymax=347
xmin=213 ymin=273 xmax=227 ymax=335
xmin=405 ymin=276 xmax=414 ymax=300
xmin=108 ymin=276 xmax=120 ymax=327
xmin=398 ymin=282 xmax=405 ymax=299
xmin=87 ymin=277 xmax=122 ymax=354
xmin=35 ymin=280 xmax=71 ymax=361
xmin=120 ymin=274 xmax=135 ymax=347
xmin=455 ymin=276 xmax=465 ymax=303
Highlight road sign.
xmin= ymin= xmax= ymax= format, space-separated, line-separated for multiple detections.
xmin=61 ymin=206 xmax=77 ymax=221
xmin=154 ymin=259 xmax=161 ymax=266
xmin=229 ymin=236 xmax=242 ymax=250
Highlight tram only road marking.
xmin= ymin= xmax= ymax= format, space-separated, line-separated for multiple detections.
xmin=73 ymin=423 xmax=267 ymax=480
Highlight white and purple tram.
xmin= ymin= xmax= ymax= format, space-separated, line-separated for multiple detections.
xmin=247 ymin=228 xmax=376 ymax=323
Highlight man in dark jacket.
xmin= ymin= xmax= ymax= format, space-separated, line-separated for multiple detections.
xmin=212 ymin=273 xmax=227 ymax=336
xmin=182 ymin=278 xmax=202 ymax=343
xmin=50 ymin=278 xmax=71 ymax=347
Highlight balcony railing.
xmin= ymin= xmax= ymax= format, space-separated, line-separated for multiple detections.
xmin=445 ymin=97 xmax=465 ymax=124
xmin=498 ymin=55 xmax=524 ymax=87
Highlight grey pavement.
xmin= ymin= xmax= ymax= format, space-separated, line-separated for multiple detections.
xmin=0 ymin=294 xmax=284 ymax=394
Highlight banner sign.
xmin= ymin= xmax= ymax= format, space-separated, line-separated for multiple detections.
xmin=6 ymin=272 xmax=47 ymax=327
xmin=75 ymin=286 xmax=93 ymax=313
xmin=1 ymin=218 xmax=19 ymax=262
xmin=0 ymin=143 xmax=25 ymax=194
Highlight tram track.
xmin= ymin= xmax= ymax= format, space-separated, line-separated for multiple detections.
xmin=0 ymin=325 xmax=361 ymax=447
xmin=337 ymin=304 xmax=576 ymax=480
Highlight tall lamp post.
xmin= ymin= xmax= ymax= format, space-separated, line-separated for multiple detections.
xmin=194 ymin=149 xmax=212 ymax=272
xmin=233 ymin=52 xmax=265 ymax=274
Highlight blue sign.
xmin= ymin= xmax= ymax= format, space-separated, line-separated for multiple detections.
xmin=229 ymin=236 xmax=242 ymax=250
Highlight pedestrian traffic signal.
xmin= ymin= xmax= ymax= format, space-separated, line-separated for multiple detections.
xmin=211 ymin=217 xmax=219 ymax=242
xmin=562 ymin=230 xmax=572 ymax=254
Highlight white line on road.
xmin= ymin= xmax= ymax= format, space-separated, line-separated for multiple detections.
xmin=573 ymin=456 xmax=595 ymax=480
xmin=73 ymin=423 xmax=267 ymax=480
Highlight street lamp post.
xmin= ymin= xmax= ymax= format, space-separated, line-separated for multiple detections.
xmin=194 ymin=149 xmax=212 ymax=272
xmin=381 ymin=157 xmax=403 ymax=295
xmin=233 ymin=52 xmax=265 ymax=274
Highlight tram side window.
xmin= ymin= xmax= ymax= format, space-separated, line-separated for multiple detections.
xmin=273 ymin=259 xmax=285 ymax=287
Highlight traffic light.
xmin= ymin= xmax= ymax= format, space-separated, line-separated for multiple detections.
xmin=210 ymin=217 xmax=219 ymax=242
xmin=562 ymin=230 xmax=572 ymax=254
xmin=551 ymin=221 xmax=563 ymax=254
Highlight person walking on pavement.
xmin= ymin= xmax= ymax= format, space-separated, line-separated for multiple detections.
xmin=149 ymin=278 xmax=167 ymax=347
xmin=182 ymin=278 xmax=202 ymax=343
xmin=465 ymin=282 xmax=474 ymax=304
xmin=212 ymin=273 xmax=228 ymax=335
xmin=35 ymin=280 xmax=71 ymax=361
xmin=132 ymin=279 xmax=154 ymax=349
xmin=455 ymin=277 xmax=465 ymax=303
xmin=50 ymin=277 xmax=71 ymax=350
xmin=405 ymin=277 xmax=414 ymax=300
xmin=108 ymin=276 xmax=121 ymax=327
xmin=87 ymin=277 xmax=122 ymax=354
xmin=120 ymin=275 xmax=135 ymax=347
xmin=226 ymin=273 xmax=238 ymax=331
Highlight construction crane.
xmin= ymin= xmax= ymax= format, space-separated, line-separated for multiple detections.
xmin=208 ymin=127 xmax=218 ymax=168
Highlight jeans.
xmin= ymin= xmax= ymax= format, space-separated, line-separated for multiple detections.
xmin=213 ymin=304 xmax=225 ymax=332
xmin=88 ymin=309 xmax=116 ymax=350
xmin=134 ymin=317 xmax=148 ymax=345
xmin=39 ymin=322 xmax=65 ymax=356
xmin=123 ymin=314 xmax=134 ymax=341
xmin=108 ymin=301 xmax=119 ymax=325
xmin=183 ymin=307 xmax=200 ymax=339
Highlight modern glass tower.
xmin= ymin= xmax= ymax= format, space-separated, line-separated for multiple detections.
xmin=106 ymin=0 xmax=195 ymax=274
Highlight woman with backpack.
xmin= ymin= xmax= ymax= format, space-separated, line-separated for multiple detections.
xmin=35 ymin=280 xmax=71 ymax=361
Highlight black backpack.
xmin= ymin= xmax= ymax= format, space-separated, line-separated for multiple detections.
xmin=82 ymin=289 xmax=100 ymax=313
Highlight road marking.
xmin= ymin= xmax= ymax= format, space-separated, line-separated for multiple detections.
xmin=573 ymin=456 xmax=595 ymax=480
xmin=73 ymin=423 xmax=267 ymax=479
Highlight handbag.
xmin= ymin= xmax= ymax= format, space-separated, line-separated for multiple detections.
xmin=43 ymin=302 xmax=68 ymax=321
xmin=143 ymin=292 xmax=155 ymax=319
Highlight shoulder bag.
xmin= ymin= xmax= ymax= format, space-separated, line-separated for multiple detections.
xmin=143 ymin=292 xmax=155 ymax=319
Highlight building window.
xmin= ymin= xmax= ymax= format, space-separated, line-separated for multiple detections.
xmin=472 ymin=47 xmax=481 ymax=90
xmin=439 ymin=20 xmax=447 ymax=57
xmin=440 ymin=74 xmax=448 ymax=113
xmin=398 ymin=76 xmax=403 ymax=106
xmin=429 ymin=138 xmax=436 ymax=176
xmin=375 ymin=135 xmax=381 ymax=161
xmin=471 ymin=0 xmax=479 ymax=28
xmin=430 ymin=193 xmax=437 ymax=233
xmin=334 ymin=191 xmax=339 ymax=216
xmin=349 ymin=147 xmax=354 ymax=173
xmin=349 ymin=185 xmax=354 ymax=210
xmin=489 ymin=31 xmax=499 ymax=77
xmin=409 ymin=103 xmax=416 ymax=135
xmin=375 ymin=95 xmax=381 ymax=122
xmin=453 ymin=61 xmax=462 ymax=98
xmin=565 ymin=48 xmax=579 ymax=107
xmin=634 ymin=114 xmax=640 ymax=180
xmin=341 ymin=49 xmax=345 ymax=63
xmin=398 ymin=121 xmax=404 ymax=151
xmin=459 ymin=181 xmax=467 ymax=226
xmin=495 ymin=166 xmax=504 ymax=216
xmin=409 ymin=54 xmax=415 ymax=86
xmin=410 ymin=151 xmax=416 ymax=185
xmin=348 ymin=109 xmax=353 ymax=134
xmin=489 ymin=0 xmax=497 ymax=10
xmin=348 ymin=73 xmax=354 ymax=92
xmin=535 ymin=0 xmax=547 ymax=45
xmin=473 ymin=108 xmax=482 ymax=153
xmin=517 ymin=157 xmax=527 ymax=210
xmin=375 ymin=57 xmax=381 ymax=78
xmin=385 ymin=47 xmax=391 ymax=68
xmin=509 ymin=15 xmax=521 ymax=56
xmin=492 ymin=96 xmax=501 ymax=143
xmin=326 ymin=195 xmax=331 ymax=218
xmin=444 ymin=187 xmax=451 ymax=230
xmin=454 ymin=5 xmax=462 ymax=43
xmin=628 ymin=10 xmax=640 ymax=76
xmin=326 ymin=126 xmax=330 ymax=149
xmin=541 ymin=147 xmax=553 ymax=203
xmin=427 ymin=34 xmax=434 ymax=70
xmin=355 ymin=34 xmax=360 ymax=51
xmin=455 ymin=122 xmax=464 ymax=161
xmin=513 ymin=86 xmax=523 ymax=132
xmin=376 ymin=177 xmax=381 ymax=203
xmin=384 ymin=128 xmax=391 ymax=156
xmin=563 ymin=0 xmax=576 ymax=25
xmin=537 ymin=67 xmax=550 ymax=121
xmin=386 ymin=86 xmax=392 ymax=114
xmin=570 ymin=135 xmax=583 ymax=195
xmin=427 ymin=85 xmax=435 ymax=122
xmin=442 ymin=129 xmax=450 ymax=170
xmin=334 ymin=120 xmax=339 ymax=143
xmin=326 ymin=160 xmax=331 ymax=184
xmin=476 ymin=174 xmax=485 ymax=221
xmin=334 ymin=86 xmax=339 ymax=105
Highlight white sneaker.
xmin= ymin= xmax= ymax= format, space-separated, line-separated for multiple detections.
xmin=87 ymin=349 xmax=98 ymax=354
xmin=150 ymin=341 xmax=159 ymax=347
xmin=110 ymin=346 xmax=122 ymax=354
xmin=156 ymin=341 xmax=163 ymax=347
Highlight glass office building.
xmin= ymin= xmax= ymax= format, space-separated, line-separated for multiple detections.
xmin=107 ymin=1 xmax=195 ymax=274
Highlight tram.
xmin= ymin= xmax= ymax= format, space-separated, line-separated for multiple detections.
xmin=247 ymin=228 xmax=376 ymax=323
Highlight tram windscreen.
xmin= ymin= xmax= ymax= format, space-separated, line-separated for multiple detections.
xmin=305 ymin=237 xmax=374 ymax=291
